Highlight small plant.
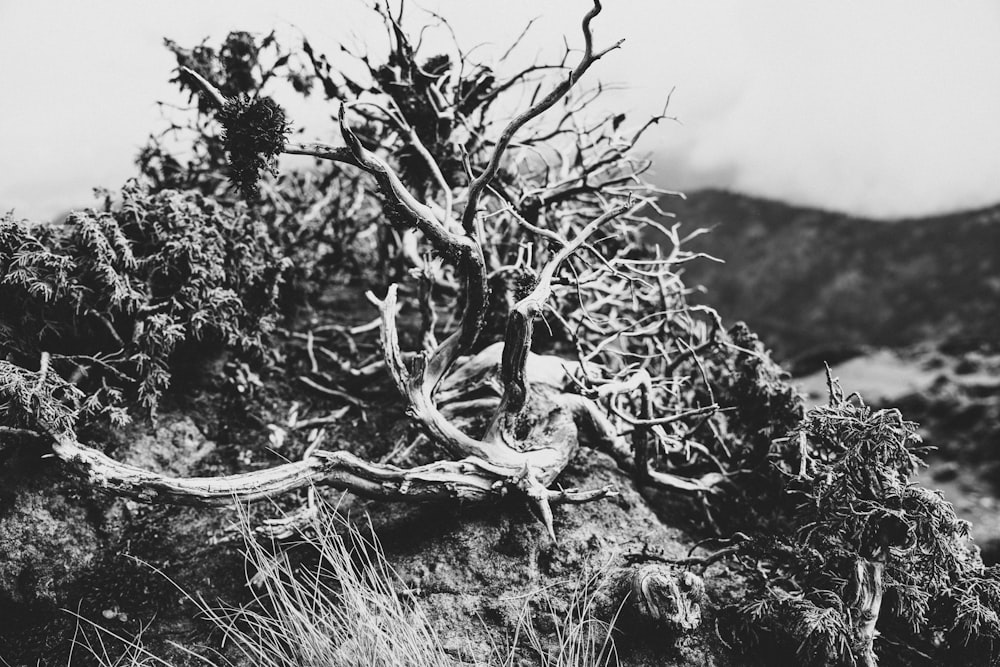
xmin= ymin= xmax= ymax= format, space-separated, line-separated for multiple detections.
xmin=205 ymin=503 xmax=459 ymax=667
xmin=64 ymin=500 xmax=459 ymax=667
xmin=721 ymin=378 xmax=1000 ymax=665
xmin=215 ymin=95 xmax=290 ymax=199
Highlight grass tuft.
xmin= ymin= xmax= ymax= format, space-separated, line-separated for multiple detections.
xmin=74 ymin=497 xmax=625 ymax=667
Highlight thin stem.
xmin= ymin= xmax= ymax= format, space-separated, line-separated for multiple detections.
xmin=460 ymin=0 xmax=622 ymax=234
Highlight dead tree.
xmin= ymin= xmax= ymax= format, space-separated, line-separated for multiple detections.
xmin=21 ymin=1 xmax=725 ymax=538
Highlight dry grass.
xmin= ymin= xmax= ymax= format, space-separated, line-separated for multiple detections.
xmin=75 ymin=497 xmax=623 ymax=667
xmin=502 ymin=570 xmax=622 ymax=667
xmin=66 ymin=612 xmax=180 ymax=667
xmin=207 ymin=502 xmax=456 ymax=667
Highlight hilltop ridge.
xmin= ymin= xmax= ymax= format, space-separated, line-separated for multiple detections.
xmin=671 ymin=189 xmax=1000 ymax=367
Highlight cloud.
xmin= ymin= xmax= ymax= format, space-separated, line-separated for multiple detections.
xmin=2 ymin=0 xmax=1000 ymax=220
xmin=648 ymin=0 xmax=1000 ymax=217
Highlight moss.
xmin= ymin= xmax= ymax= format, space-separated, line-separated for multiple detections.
xmin=216 ymin=96 xmax=290 ymax=199
xmin=0 ymin=482 xmax=100 ymax=604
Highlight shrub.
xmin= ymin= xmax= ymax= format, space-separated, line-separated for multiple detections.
xmin=0 ymin=180 xmax=289 ymax=426
xmin=724 ymin=380 xmax=1000 ymax=665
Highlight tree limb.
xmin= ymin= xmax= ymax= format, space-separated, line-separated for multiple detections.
xmin=49 ymin=431 xmax=507 ymax=505
xmin=495 ymin=201 xmax=631 ymax=418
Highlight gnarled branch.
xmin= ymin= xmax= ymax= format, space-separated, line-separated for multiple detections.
xmin=285 ymin=108 xmax=489 ymax=394
xmin=495 ymin=201 xmax=632 ymax=419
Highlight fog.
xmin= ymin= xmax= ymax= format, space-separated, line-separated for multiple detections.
xmin=2 ymin=0 xmax=999 ymax=221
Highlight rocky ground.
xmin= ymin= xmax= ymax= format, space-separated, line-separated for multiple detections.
xmin=0 ymin=301 xmax=737 ymax=666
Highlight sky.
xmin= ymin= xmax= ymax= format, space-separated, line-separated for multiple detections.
xmin=2 ymin=1 xmax=1000 ymax=221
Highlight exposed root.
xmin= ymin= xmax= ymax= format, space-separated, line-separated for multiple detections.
xmin=44 ymin=335 xmax=622 ymax=537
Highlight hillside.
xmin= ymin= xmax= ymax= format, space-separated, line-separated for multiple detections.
xmin=670 ymin=190 xmax=1000 ymax=566
xmin=672 ymin=189 xmax=1000 ymax=368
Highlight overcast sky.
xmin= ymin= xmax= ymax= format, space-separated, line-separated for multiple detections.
xmin=2 ymin=1 xmax=1000 ymax=221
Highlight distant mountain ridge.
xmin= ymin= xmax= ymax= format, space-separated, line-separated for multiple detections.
xmin=669 ymin=189 xmax=1000 ymax=365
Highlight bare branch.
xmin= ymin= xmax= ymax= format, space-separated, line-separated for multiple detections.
xmin=284 ymin=142 xmax=361 ymax=167
xmin=461 ymin=0 xmax=623 ymax=234
xmin=50 ymin=432 xmax=503 ymax=505
xmin=368 ymin=286 xmax=524 ymax=466
xmin=178 ymin=67 xmax=226 ymax=109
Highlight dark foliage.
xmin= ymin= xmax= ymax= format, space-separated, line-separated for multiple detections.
xmin=0 ymin=181 xmax=289 ymax=429
xmin=724 ymin=382 xmax=1000 ymax=665
xmin=167 ymin=32 xmax=265 ymax=110
xmin=216 ymin=95 xmax=290 ymax=199
xmin=690 ymin=323 xmax=806 ymax=528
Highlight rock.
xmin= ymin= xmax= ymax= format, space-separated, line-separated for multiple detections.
xmin=627 ymin=564 xmax=705 ymax=631
xmin=115 ymin=415 xmax=216 ymax=476
xmin=0 ymin=416 xmax=215 ymax=606
xmin=0 ymin=476 xmax=100 ymax=605
xmin=354 ymin=449 xmax=732 ymax=666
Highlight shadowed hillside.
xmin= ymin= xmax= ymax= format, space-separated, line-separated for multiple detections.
xmin=669 ymin=190 xmax=1000 ymax=567
xmin=673 ymin=189 xmax=1000 ymax=367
